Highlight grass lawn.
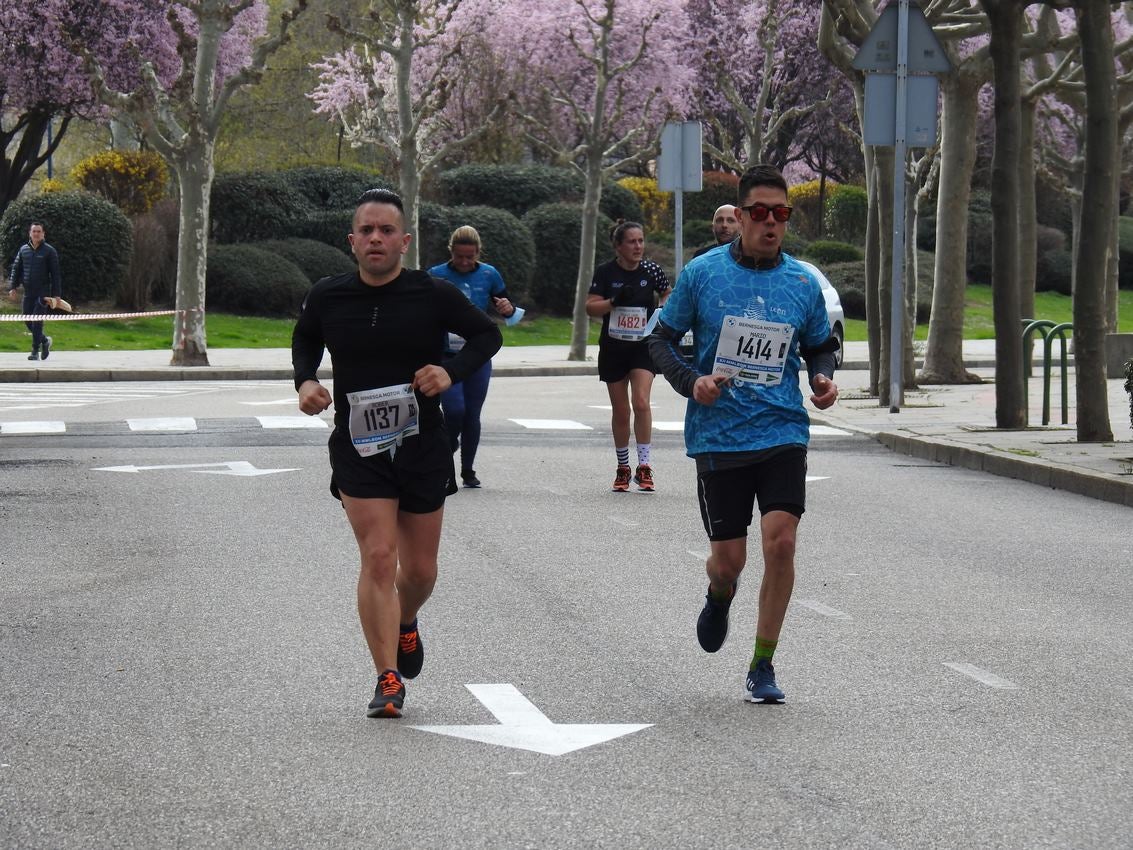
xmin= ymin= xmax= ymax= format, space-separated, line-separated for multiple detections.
xmin=3 ymin=284 xmax=1130 ymax=351
xmin=841 ymin=284 xmax=1133 ymax=342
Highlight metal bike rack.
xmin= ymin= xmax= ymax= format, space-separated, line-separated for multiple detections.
xmin=1021 ymin=319 xmax=1073 ymax=426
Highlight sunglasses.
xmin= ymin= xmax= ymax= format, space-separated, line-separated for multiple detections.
xmin=739 ymin=204 xmax=793 ymax=223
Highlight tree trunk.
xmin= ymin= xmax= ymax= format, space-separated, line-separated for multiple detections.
xmin=1073 ymin=2 xmax=1116 ymax=442
xmin=170 ymin=144 xmax=213 ymax=367
xmin=865 ymin=150 xmax=881 ymax=395
xmin=982 ymin=0 xmax=1026 ymax=429
xmin=569 ymin=158 xmax=604 ymax=362
xmin=903 ymin=170 xmax=918 ymax=388
xmin=874 ymin=147 xmax=895 ymax=407
xmin=395 ymin=7 xmax=420 ymax=269
xmin=1018 ymin=96 xmax=1038 ymax=324
xmin=919 ymin=74 xmax=982 ymax=385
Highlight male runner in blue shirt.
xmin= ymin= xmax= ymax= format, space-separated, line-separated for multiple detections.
xmin=649 ymin=164 xmax=839 ymax=704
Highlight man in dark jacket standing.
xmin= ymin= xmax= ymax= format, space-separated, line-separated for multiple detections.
xmin=8 ymin=222 xmax=62 ymax=360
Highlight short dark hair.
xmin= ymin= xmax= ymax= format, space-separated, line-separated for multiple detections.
xmin=356 ymin=187 xmax=404 ymax=212
xmin=29 ymin=221 xmax=44 ymax=230
xmin=610 ymin=219 xmax=644 ymax=246
xmin=737 ymin=165 xmax=788 ymax=204
xmin=354 ymin=188 xmax=405 ymax=230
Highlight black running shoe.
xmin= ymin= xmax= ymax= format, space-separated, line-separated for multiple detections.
xmin=462 ymin=469 xmax=481 ymax=488
xmin=367 ymin=670 xmax=405 ymax=718
xmin=397 ymin=619 xmax=424 ymax=679
xmin=696 ymin=582 xmax=736 ymax=653
xmin=41 ymin=336 xmax=52 ymax=360
xmin=27 ymin=351 xmax=39 ymax=361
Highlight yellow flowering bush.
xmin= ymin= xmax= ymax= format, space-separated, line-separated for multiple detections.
xmin=40 ymin=178 xmax=68 ymax=194
xmin=787 ymin=179 xmax=837 ymax=240
xmin=617 ymin=176 xmax=672 ymax=233
xmin=71 ymin=150 xmax=169 ymax=215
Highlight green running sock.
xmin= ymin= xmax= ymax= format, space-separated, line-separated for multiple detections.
xmin=750 ymin=637 xmax=778 ymax=669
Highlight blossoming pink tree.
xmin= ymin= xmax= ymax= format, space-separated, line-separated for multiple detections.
xmin=84 ymin=0 xmax=306 ymax=366
xmin=476 ymin=0 xmax=695 ymax=359
xmin=308 ymin=0 xmax=509 ymax=268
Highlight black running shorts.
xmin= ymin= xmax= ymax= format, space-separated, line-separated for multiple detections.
xmin=598 ymin=341 xmax=656 ymax=383
xmin=696 ymin=446 xmax=807 ymax=540
xmin=327 ymin=426 xmax=455 ymax=513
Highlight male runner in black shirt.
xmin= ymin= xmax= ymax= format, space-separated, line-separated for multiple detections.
xmin=292 ymin=189 xmax=502 ymax=718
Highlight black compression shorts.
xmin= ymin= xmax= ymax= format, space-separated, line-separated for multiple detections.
xmin=328 ymin=427 xmax=455 ymax=513
xmin=598 ymin=342 xmax=656 ymax=383
xmin=696 ymin=446 xmax=807 ymax=540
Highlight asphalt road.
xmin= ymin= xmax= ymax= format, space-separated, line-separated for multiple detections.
xmin=1 ymin=378 xmax=1131 ymax=848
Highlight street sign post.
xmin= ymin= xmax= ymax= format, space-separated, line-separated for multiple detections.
xmin=657 ymin=121 xmax=703 ymax=277
xmin=853 ymin=0 xmax=950 ymax=412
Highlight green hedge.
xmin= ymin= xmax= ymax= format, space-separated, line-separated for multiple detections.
xmin=1035 ymin=249 xmax=1073 ymax=295
xmin=279 ymin=166 xmax=391 ymax=210
xmin=521 ymin=203 xmax=614 ymax=314
xmin=206 ymin=244 xmax=311 ymax=317
xmin=210 ymin=172 xmax=312 ymax=243
xmin=824 ymin=184 xmax=868 ymax=245
xmin=1 ymin=191 xmax=132 ymax=304
xmin=434 ymin=164 xmax=642 ymax=223
xmin=251 ymin=238 xmax=356 ymax=284
xmin=822 ymin=255 xmax=933 ymax=324
xmin=804 ymin=240 xmax=864 ymax=265
xmin=422 ymin=206 xmax=535 ymax=300
xmin=1119 ymin=216 xmax=1133 ymax=290
xmin=682 ymin=171 xmax=740 ymax=225
xmin=294 ymin=208 xmax=354 ymax=255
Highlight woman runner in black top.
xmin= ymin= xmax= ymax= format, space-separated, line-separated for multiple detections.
xmin=292 ymin=189 xmax=501 ymax=720
xmin=585 ymin=221 xmax=670 ymax=492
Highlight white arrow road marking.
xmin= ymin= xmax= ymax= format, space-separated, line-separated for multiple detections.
xmin=1 ymin=421 xmax=65 ymax=434
xmin=94 ymin=461 xmax=299 ymax=477
xmin=411 ymin=684 xmax=651 ymax=756
xmin=943 ymin=663 xmax=1019 ymax=690
xmin=509 ymin=419 xmax=593 ymax=430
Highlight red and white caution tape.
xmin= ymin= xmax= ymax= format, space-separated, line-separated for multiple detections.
xmin=0 ymin=310 xmax=180 ymax=322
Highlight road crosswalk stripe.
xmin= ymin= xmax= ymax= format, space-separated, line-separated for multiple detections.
xmin=1 ymin=421 xmax=66 ymax=434
xmin=127 ymin=418 xmax=198 ymax=432
xmin=256 ymin=416 xmax=328 ymax=429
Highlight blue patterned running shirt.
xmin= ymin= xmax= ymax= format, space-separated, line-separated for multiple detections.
xmin=657 ymin=250 xmax=831 ymax=456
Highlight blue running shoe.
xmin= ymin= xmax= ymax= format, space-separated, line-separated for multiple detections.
xmin=696 ymin=583 xmax=735 ymax=653
xmin=745 ymin=659 xmax=785 ymax=704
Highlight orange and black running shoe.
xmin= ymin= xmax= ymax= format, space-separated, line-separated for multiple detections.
xmin=397 ymin=620 xmax=424 ymax=679
xmin=367 ymin=670 xmax=405 ymax=718
xmin=633 ymin=464 xmax=655 ymax=492
xmin=612 ymin=465 xmax=632 ymax=492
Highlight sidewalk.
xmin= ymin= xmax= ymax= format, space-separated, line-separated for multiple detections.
xmin=2 ymin=341 xmax=1131 ymax=507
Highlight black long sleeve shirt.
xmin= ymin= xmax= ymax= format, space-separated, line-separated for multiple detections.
xmin=291 ymin=269 xmax=503 ymax=432
xmin=8 ymin=241 xmax=62 ymax=300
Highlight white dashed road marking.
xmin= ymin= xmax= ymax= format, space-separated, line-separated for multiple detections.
xmin=256 ymin=416 xmax=329 ymax=429
xmin=811 ymin=425 xmax=852 ymax=436
xmin=653 ymin=421 xmax=684 ymax=431
xmin=510 ymin=419 xmax=593 ymax=430
xmin=943 ymin=663 xmax=1019 ymax=689
xmin=127 ymin=418 xmax=198 ymax=432
xmin=795 ymin=599 xmax=851 ymax=618
xmin=1 ymin=421 xmax=65 ymax=435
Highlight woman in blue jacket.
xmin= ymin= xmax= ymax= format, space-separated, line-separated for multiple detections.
xmin=428 ymin=226 xmax=517 ymax=488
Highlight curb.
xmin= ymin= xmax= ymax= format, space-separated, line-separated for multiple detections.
xmin=875 ymin=431 xmax=1133 ymax=508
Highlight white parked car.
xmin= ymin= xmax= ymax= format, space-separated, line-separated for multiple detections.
xmin=677 ymin=259 xmax=846 ymax=368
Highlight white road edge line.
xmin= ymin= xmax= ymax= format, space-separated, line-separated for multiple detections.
xmin=943 ymin=662 xmax=1019 ymax=689
xmin=509 ymin=419 xmax=593 ymax=430
xmin=127 ymin=418 xmax=198 ymax=432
